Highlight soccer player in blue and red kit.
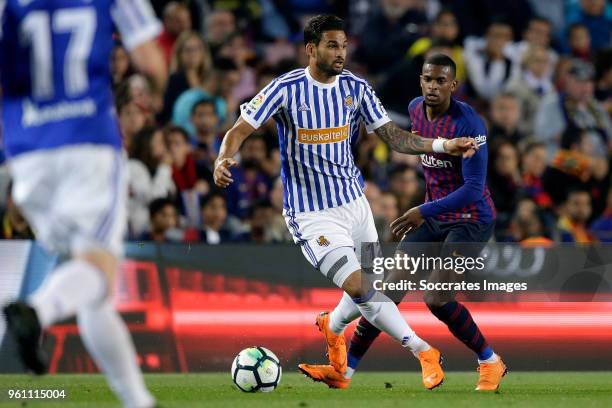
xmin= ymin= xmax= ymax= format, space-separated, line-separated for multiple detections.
xmin=301 ymin=54 xmax=507 ymax=391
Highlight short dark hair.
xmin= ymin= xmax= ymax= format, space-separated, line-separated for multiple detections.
xmin=191 ymin=97 xmax=216 ymax=117
xmin=200 ymin=190 xmax=226 ymax=210
xmin=149 ymin=197 xmax=176 ymax=218
xmin=567 ymin=22 xmax=588 ymax=38
xmin=388 ymin=163 xmax=416 ymax=180
xmin=165 ymin=125 xmax=190 ymax=142
xmin=522 ymin=140 xmax=546 ymax=155
xmin=304 ymin=14 xmax=344 ymax=46
xmin=529 ymin=16 xmax=552 ymax=28
xmin=423 ymin=53 xmax=457 ymax=78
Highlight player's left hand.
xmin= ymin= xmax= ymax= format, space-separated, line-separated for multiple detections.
xmin=391 ymin=206 xmax=424 ymax=237
xmin=444 ymin=137 xmax=478 ymax=158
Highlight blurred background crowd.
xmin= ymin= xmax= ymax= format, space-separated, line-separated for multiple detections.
xmin=1 ymin=0 xmax=611 ymax=245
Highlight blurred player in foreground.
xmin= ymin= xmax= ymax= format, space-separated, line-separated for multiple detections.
xmin=1 ymin=1 xmax=166 ymax=406
xmin=214 ymin=14 xmax=478 ymax=390
xmin=305 ymin=54 xmax=507 ymax=391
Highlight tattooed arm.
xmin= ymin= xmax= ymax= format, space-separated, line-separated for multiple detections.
xmin=374 ymin=122 xmax=432 ymax=154
xmin=374 ymin=122 xmax=478 ymax=156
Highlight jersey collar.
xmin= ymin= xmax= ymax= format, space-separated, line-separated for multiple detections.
xmin=305 ymin=67 xmax=339 ymax=89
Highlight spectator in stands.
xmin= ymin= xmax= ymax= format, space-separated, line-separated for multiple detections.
xmin=447 ymin=0 xmax=534 ymax=39
xmin=225 ymin=134 xmax=272 ymax=219
xmin=354 ymin=0 xmax=428 ymax=75
xmin=507 ymin=17 xmax=558 ymax=78
xmin=567 ymin=23 xmax=593 ymax=60
xmin=139 ymin=198 xmax=180 ymax=242
xmin=489 ymin=92 xmax=526 ymax=144
xmin=157 ymin=2 xmax=192 ymax=65
xmin=205 ymin=10 xmax=237 ymax=58
xmin=110 ymin=44 xmax=133 ymax=90
xmin=166 ymin=126 xmax=204 ymax=228
xmin=565 ymin=0 xmax=612 ymax=51
xmin=166 ymin=126 xmax=197 ymax=192
xmin=128 ymin=127 xmax=176 ymax=237
xmin=116 ymin=85 xmax=146 ymax=151
xmin=199 ymin=191 xmax=231 ymax=244
xmin=594 ymin=49 xmax=612 ymax=112
xmin=505 ymin=45 xmax=555 ymax=135
xmin=267 ymin=178 xmax=293 ymax=243
xmin=217 ymin=33 xmax=257 ymax=103
xmin=407 ymin=9 xmax=466 ymax=83
xmin=557 ymin=189 xmax=595 ymax=243
xmin=127 ymin=74 xmax=158 ymax=123
xmin=591 ymin=189 xmax=612 ymax=242
xmin=509 ymin=198 xmax=553 ymax=245
xmin=0 ymin=183 xmax=34 ymax=240
xmin=464 ymin=21 xmax=518 ymax=101
xmin=243 ymin=200 xmax=276 ymax=244
xmin=387 ymin=164 xmax=422 ymax=214
xmin=520 ymin=141 xmax=553 ymax=209
xmin=210 ymin=58 xmax=242 ymax=131
xmin=542 ymin=127 xmax=609 ymax=211
xmin=191 ymin=98 xmax=222 ymax=168
xmin=535 ymin=59 xmax=612 ymax=159
xmin=380 ymin=191 xmax=400 ymax=243
xmin=488 ymin=140 xmax=522 ymax=238
xmin=160 ymin=31 xmax=213 ymax=124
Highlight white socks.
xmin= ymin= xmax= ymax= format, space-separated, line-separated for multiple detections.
xmin=28 ymin=259 xmax=107 ymax=328
xmin=478 ymin=353 xmax=499 ymax=364
xmin=78 ymin=300 xmax=155 ymax=408
xmin=28 ymin=259 xmax=155 ymax=408
xmin=328 ymin=292 xmax=361 ymax=335
xmin=354 ymin=292 xmax=430 ymax=355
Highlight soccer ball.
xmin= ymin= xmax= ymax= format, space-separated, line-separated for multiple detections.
xmin=231 ymin=346 xmax=282 ymax=392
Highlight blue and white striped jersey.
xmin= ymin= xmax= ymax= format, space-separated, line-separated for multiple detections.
xmin=241 ymin=67 xmax=390 ymax=214
xmin=0 ymin=0 xmax=161 ymax=157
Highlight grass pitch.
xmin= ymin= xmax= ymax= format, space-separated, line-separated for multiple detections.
xmin=0 ymin=372 xmax=611 ymax=407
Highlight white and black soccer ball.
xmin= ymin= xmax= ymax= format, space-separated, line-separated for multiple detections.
xmin=231 ymin=346 xmax=282 ymax=392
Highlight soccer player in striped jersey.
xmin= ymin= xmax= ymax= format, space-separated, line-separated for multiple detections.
xmin=320 ymin=54 xmax=507 ymax=391
xmin=214 ymin=15 xmax=478 ymax=390
xmin=1 ymin=1 xmax=165 ymax=406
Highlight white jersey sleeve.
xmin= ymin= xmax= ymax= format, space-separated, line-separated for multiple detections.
xmin=240 ymin=79 xmax=286 ymax=129
xmin=111 ymin=0 xmax=162 ymax=51
xmin=359 ymin=83 xmax=391 ymax=133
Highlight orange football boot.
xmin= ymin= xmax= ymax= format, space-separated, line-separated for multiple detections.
xmin=475 ymin=356 xmax=507 ymax=391
xmin=418 ymin=347 xmax=445 ymax=390
xmin=314 ymin=312 xmax=347 ymax=374
xmin=298 ymin=364 xmax=351 ymax=389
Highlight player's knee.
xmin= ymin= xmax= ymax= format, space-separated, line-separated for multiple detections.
xmin=318 ymin=246 xmax=362 ymax=294
xmin=75 ymin=249 xmax=119 ymax=283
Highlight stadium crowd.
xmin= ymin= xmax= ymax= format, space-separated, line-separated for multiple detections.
xmin=1 ymin=0 xmax=611 ymax=245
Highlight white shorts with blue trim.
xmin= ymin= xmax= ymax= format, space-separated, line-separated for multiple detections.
xmin=283 ymin=194 xmax=379 ymax=269
xmin=9 ymin=145 xmax=127 ymax=257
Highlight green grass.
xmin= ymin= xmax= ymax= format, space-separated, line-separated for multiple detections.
xmin=0 ymin=372 xmax=611 ymax=407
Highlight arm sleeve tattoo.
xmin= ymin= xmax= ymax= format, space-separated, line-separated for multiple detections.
xmin=373 ymin=122 xmax=430 ymax=154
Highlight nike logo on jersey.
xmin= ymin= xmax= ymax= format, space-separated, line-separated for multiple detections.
xmin=475 ymin=134 xmax=487 ymax=146
xmin=421 ymin=154 xmax=453 ymax=169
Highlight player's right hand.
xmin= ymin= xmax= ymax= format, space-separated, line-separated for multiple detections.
xmin=214 ymin=158 xmax=238 ymax=188
xmin=444 ymin=137 xmax=478 ymax=158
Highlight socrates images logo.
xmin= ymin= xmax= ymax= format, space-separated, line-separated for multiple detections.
xmin=316 ymin=236 xmax=331 ymax=247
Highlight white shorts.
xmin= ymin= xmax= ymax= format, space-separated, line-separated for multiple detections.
xmin=283 ymin=194 xmax=379 ymax=268
xmin=9 ymin=145 xmax=127 ymax=257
